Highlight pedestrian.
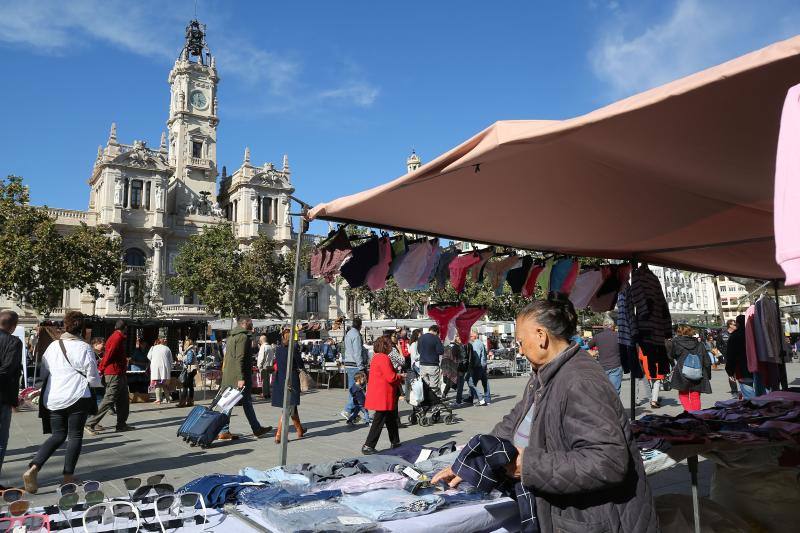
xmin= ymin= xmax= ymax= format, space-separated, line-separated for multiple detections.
xmin=257 ymin=334 xmax=276 ymax=400
xmin=273 ymin=329 xmax=305 ymax=443
xmin=639 ymin=347 xmax=667 ymax=409
xmin=669 ymin=325 xmax=713 ymax=411
xmin=89 ymin=338 xmax=106 ymax=408
xmin=0 ymin=310 xmax=22 ymax=489
xmin=128 ymin=339 xmax=150 ymax=403
xmin=467 ymin=330 xmax=491 ymax=405
xmin=362 ymin=335 xmax=403 ymax=455
xmin=725 ymin=315 xmax=754 ymax=399
xmin=340 ymin=318 xmax=368 ymax=421
xmin=588 ymin=319 xmax=623 ymax=395
xmin=717 ymin=319 xmax=740 ymax=394
xmin=432 ymin=299 xmax=657 ymax=532
xmin=397 ymin=327 xmax=411 ymax=369
xmin=442 ymin=336 xmax=469 ymax=403
xmin=86 ymin=320 xmax=133 ymax=434
xmin=320 ymin=338 xmax=337 ymax=362
xmin=417 ymin=325 xmax=444 ymax=395
xmin=408 ymin=329 xmax=422 ymax=373
xmin=346 ymin=371 xmax=371 ymax=425
xmin=218 ymin=317 xmax=272 ymax=441
xmin=23 ymin=312 xmax=101 ymax=493
xmin=388 ymin=331 xmax=405 ymax=372
xmin=178 ymin=341 xmax=197 ymax=407
xmin=147 ymin=338 xmax=174 ymax=404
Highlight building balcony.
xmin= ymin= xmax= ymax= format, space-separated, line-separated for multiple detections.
xmin=47 ymin=208 xmax=96 ymax=226
xmin=187 ymin=157 xmax=211 ymax=169
xmin=161 ymin=304 xmax=209 ymax=315
xmin=122 ymin=265 xmax=149 ymax=276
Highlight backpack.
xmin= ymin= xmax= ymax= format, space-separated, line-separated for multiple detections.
xmin=681 ymin=352 xmax=703 ymax=381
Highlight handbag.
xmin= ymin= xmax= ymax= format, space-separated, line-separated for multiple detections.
xmin=58 ymin=340 xmax=99 ymax=415
xmin=299 ymin=370 xmax=316 ymax=392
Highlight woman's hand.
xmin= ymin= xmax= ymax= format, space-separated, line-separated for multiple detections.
xmin=506 ymin=446 xmax=524 ymax=479
xmin=431 ymin=466 xmax=463 ymax=488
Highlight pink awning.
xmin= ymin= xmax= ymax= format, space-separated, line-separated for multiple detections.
xmin=310 ymin=35 xmax=800 ymax=280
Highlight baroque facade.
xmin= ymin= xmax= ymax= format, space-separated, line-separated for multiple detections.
xmin=1 ymin=20 xmax=310 ymax=324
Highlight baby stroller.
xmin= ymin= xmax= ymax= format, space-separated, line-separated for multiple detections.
xmin=405 ymin=370 xmax=456 ymax=427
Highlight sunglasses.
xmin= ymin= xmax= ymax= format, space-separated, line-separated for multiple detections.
xmin=58 ymin=481 xmax=101 ymax=497
xmin=130 ymin=484 xmax=174 ymax=502
xmin=0 ymin=513 xmax=50 ymax=532
xmin=0 ymin=488 xmax=24 ymax=504
xmin=153 ymin=493 xmax=207 ymax=532
xmin=82 ymin=501 xmax=140 ymax=533
xmin=6 ymin=499 xmax=30 ymax=517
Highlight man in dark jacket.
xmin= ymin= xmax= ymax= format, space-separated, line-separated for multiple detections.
xmin=217 ymin=317 xmax=272 ymax=441
xmin=725 ymin=315 xmax=753 ymax=399
xmin=87 ymin=320 xmax=133 ymax=434
xmin=718 ymin=319 xmax=739 ymax=394
xmin=0 ymin=310 xmax=22 ymax=488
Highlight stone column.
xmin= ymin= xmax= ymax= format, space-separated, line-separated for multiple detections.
xmin=151 ymin=234 xmax=164 ymax=303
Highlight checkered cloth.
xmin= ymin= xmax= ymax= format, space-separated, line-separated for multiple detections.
xmin=514 ymin=482 xmax=539 ymax=532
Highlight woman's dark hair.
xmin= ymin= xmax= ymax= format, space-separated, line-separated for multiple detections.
xmin=373 ymin=335 xmax=393 ymax=355
xmin=410 ymin=329 xmax=422 ymax=344
xmin=63 ymin=311 xmax=85 ymax=336
xmin=516 ymin=298 xmax=578 ymax=341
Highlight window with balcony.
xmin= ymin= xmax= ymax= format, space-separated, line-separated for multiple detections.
xmin=192 ymin=141 xmax=203 ymax=158
xmin=124 ymin=248 xmax=146 ymax=267
xmin=130 ymin=180 xmax=143 ymax=209
xmin=306 ymin=293 xmax=318 ymax=314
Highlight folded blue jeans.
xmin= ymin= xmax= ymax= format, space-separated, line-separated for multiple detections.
xmin=340 ymin=488 xmax=443 ymax=521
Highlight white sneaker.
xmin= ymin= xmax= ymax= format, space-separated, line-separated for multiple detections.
xmin=479 ymin=399 xmax=487 ymax=406
xmin=340 ymin=410 xmax=349 ymax=420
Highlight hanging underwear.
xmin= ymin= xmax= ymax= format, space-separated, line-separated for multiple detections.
xmin=569 ymin=269 xmax=604 ymax=309
xmin=433 ymin=248 xmax=458 ymax=288
xmin=484 ymin=256 xmax=521 ymax=295
xmin=468 ymin=249 xmax=495 ymax=283
xmin=415 ymin=238 xmax=441 ymax=288
xmin=340 ymin=237 xmax=380 ymax=288
xmin=365 ymin=237 xmax=392 ymax=291
xmin=427 ymin=303 xmax=466 ymax=341
xmin=394 ymin=240 xmax=432 ymax=289
xmin=506 ymin=256 xmax=533 ymax=294
xmin=391 ymin=235 xmax=408 ymax=259
xmin=590 ymin=266 xmax=621 ymax=312
xmin=561 ymin=260 xmax=580 ymax=295
xmin=449 ymin=253 xmax=481 ymax=294
xmin=549 ymin=259 xmax=578 ymax=295
xmin=455 ymin=306 xmax=487 ymax=344
xmin=310 ymin=228 xmax=352 ymax=283
xmin=537 ymin=258 xmax=554 ymax=296
xmin=522 ymin=263 xmax=545 ymax=298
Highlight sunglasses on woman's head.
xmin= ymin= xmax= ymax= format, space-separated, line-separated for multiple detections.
xmin=0 ymin=513 xmax=50 ymax=532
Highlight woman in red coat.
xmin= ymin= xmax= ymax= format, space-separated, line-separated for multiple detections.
xmin=362 ymin=335 xmax=404 ymax=454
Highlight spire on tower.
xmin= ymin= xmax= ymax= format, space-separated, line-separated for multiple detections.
xmin=243 ymin=147 xmax=251 ymax=165
xmin=95 ymin=145 xmax=103 ymax=165
xmin=159 ymin=131 xmax=167 ymax=151
xmin=108 ymin=122 xmax=118 ymax=145
xmin=406 ymin=149 xmax=421 ymax=173
xmin=282 ymin=154 xmax=290 ymax=175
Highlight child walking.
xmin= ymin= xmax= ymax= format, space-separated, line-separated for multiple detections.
xmin=347 ymin=372 xmax=371 ymax=425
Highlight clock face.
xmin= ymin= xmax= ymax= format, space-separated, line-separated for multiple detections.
xmin=190 ymin=90 xmax=208 ymax=110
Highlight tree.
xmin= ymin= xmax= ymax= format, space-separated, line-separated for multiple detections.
xmin=0 ymin=175 xmax=121 ymax=315
xmin=168 ymin=224 xmax=292 ymax=318
xmin=427 ymin=276 xmax=533 ymax=321
xmin=347 ymin=278 xmax=427 ymax=319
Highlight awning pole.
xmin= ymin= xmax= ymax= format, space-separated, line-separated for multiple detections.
xmin=279 ymin=200 xmax=309 ymax=466
xmin=773 ymin=280 xmax=789 ymax=390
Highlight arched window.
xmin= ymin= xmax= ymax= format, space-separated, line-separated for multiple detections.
xmin=124 ymin=248 xmax=146 ymax=267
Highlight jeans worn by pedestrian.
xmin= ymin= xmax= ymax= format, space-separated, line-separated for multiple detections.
xmin=470 ymin=365 xmax=491 ymax=403
xmin=739 ymin=381 xmax=756 ymax=399
xmin=0 ymin=404 xmax=11 ymax=478
xmin=30 ymin=399 xmax=91 ymax=475
xmin=221 ymin=389 xmax=263 ymax=434
xmin=87 ymin=374 xmax=129 ymax=429
xmin=605 ymin=366 xmax=623 ymax=395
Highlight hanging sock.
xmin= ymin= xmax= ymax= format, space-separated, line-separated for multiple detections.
xmin=506 ymin=256 xmax=533 ymax=295
xmin=365 ymin=237 xmax=392 ymax=291
xmin=427 ymin=303 xmax=466 ymax=341
xmin=537 ymin=258 xmax=554 ymax=296
xmin=484 ymin=256 xmax=521 ymax=295
xmin=522 ymin=263 xmax=545 ymax=298
xmin=340 ymin=237 xmax=381 ymax=288
xmin=455 ymin=306 xmax=487 ymax=344
xmin=449 ymin=253 xmax=481 ymax=293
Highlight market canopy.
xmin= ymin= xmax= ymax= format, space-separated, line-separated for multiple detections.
xmin=310 ymin=35 xmax=800 ymax=281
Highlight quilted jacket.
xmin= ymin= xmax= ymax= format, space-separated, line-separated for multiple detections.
xmin=492 ymin=344 xmax=658 ymax=533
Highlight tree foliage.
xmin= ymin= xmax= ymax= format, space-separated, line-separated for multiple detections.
xmin=0 ymin=175 xmax=121 ymax=315
xmin=168 ymin=224 xmax=291 ymax=318
xmin=347 ymin=278 xmax=428 ymax=319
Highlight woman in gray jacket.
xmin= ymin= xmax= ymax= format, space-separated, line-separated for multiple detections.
xmin=434 ymin=298 xmax=657 ymax=532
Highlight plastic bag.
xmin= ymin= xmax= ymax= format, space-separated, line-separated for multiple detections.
xmin=409 ymin=378 xmax=424 ymax=406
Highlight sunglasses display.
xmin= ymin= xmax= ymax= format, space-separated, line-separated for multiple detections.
xmin=153 ymin=492 xmax=207 ymax=533
xmin=122 ymin=475 xmax=165 ymax=492
xmin=82 ymin=501 xmax=139 ymax=533
xmin=58 ymin=481 xmax=101 ymax=498
xmin=0 ymin=489 xmax=24 ymax=504
xmin=7 ymin=500 xmax=30 ymax=517
xmin=130 ymin=484 xmax=174 ymax=502
xmin=0 ymin=513 xmax=50 ymax=532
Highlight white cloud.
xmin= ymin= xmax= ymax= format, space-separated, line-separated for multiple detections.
xmin=589 ymin=0 xmax=800 ymax=97
xmin=0 ymin=0 xmax=378 ymax=112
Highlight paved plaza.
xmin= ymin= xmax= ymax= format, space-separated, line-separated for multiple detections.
xmin=3 ymin=363 xmax=798 ymax=507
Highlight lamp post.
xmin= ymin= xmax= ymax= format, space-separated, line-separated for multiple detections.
xmin=128 ymin=283 xmax=136 ymax=320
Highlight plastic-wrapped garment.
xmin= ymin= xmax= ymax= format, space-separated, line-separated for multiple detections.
xmin=264 ymin=500 xmax=377 ymax=533
xmin=340 ymin=488 xmax=444 ymax=521
xmin=239 ymin=466 xmax=310 ymax=490
xmin=239 ymin=486 xmax=341 ymax=509
xmin=310 ymin=472 xmax=407 ymax=494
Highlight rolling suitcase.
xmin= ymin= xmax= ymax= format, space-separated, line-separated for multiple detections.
xmin=176 ymin=387 xmax=239 ymax=448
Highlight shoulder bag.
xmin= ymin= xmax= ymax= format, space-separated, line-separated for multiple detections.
xmin=58 ymin=340 xmax=99 ymax=415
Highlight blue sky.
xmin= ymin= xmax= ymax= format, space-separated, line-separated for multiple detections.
xmin=1 ymin=0 xmax=798 ymax=234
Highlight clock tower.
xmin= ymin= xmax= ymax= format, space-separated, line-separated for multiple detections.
xmin=167 ymin=19 xmax=219 ymax=212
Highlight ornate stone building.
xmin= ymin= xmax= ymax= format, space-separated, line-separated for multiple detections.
xmin=1 ymin=20 xmax=299 ymax=323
